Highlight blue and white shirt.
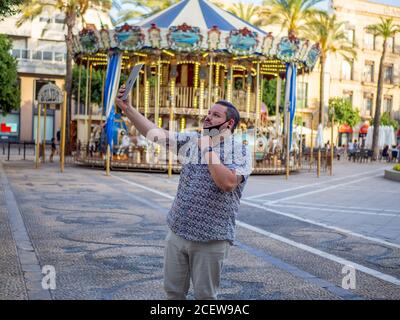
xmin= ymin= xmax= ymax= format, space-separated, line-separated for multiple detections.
xmin=167 ymin=131 xmax=252 ymax=245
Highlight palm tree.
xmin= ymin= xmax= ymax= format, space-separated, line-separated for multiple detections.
xmin=115 ymin=0 xmax=179 ymax=25
xmin=226 ymin=2 xmax=260 ymax=25
xmin=16 ymin=0 xmax=113 ymax=154
xmin=304 ymin=12 xmax=356 ymax=126
xmin=261 ymin=0 xmax=323 ymax=36
xmin=366 ymin=18 xmax=400 ymax=160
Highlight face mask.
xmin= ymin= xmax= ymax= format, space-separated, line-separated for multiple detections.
xmin=203 ymin=119 xmax=230 ymax=136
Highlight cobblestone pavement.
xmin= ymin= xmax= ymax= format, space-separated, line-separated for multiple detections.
xmin=0 ymin=158 xmax=399 ymax=300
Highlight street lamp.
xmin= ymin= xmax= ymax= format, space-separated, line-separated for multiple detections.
xmin=329 ymin=107 xmax=335 ymax=176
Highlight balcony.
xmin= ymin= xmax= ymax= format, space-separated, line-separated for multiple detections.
xmin=10 ymin=49 xmax=66 ymax=76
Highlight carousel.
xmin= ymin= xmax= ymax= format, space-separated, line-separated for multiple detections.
xmin=71 ymin=0 xmax=321 ymax=174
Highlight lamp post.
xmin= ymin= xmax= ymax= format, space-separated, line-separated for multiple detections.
xmin=329 ymin=107 xmax=335 ymax=176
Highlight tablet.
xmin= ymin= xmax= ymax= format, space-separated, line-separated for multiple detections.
xmin=121 ymin=63 xmax=144 ymax=101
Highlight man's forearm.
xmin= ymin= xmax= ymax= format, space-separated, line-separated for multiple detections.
xmin=124 ymin=105 xmax=167 ymax=140
xmin=206 ymin=151 xmax=238 ymax=192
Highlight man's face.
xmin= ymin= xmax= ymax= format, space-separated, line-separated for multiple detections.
xmin=203 ymin=104 xmax=233 ymax=133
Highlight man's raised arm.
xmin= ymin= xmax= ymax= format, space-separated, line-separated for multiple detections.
xmin=115 ymin=86 xmax=169 ymax=143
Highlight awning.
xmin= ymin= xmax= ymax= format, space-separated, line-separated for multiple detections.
xmin=359 ymin=123 xmax=369 ymax=134
xmin=338 ymin=124 xmax=353 ymax=133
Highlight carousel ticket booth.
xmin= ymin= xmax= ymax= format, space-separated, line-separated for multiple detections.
xmin=71 ymin=0 xmax=320 ymax=174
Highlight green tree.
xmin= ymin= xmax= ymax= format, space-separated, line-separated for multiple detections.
xmin=115 ymin=0 xmax=179 ymax=24
xmin=72 ymin=65 xmax=128 ymax=108
xmin=380 ymin=112 xmax=399 ymax=130
xmin=328 ymin=97 xmax=360 ymax=128
xmin=261 ymin=77 xmax=285 ymax=116
xmin=304 ymin=12 xmax=356 ymax=126
xmin=72 ymin=65 xmax=104 ymax=106
xmin=226 ymin=2 xmax=263 ymax=26
xmin=0 ymin=35 xmax=21 ymax=115
xmin=0 ymin=0 xmax=23 ymax=19
xmin=17 ymin=0 xmax=113 ymax=153
xmin=366 ymin=18 xmax=400 ymax=159
xmin=261 ymin=0 xmax=323 ymax=36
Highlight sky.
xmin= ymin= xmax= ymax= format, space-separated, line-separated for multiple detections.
xmin=110 ymin=0 xmax=400 ymax=23
xmin=237 ymin=0 xmax=400 ymax=9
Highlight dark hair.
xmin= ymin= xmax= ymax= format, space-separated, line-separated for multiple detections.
xmin=215 ymin=100 xmax=240 ymax=133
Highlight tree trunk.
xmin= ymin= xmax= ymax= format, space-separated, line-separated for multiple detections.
xmin=319 ymin=55 xmax=326 ymax=126
xmin=371 ymin=40 xmax=386 ymax=160
xmin=65 ymin=11 xmax=76 ymax=155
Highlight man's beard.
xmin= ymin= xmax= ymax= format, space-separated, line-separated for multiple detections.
xmin=203 ymin=120 xmax=230 ymax=137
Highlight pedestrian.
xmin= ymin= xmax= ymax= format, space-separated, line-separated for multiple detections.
xmin=116 ymin=86 xmax=252 ymax=300
xmin=49 ymin=138 xmax=56 ymax=162
xmin=116 ymin=130 xmax=131 ymax=159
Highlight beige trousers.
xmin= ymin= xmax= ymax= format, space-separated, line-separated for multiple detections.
xmin=163 ymin=229 xmax=230 ymax=300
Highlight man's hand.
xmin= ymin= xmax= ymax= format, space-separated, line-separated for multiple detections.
xmin=115 ymin=85 xmax=130 ymax=113
xmin=197 ymin=135 xmax=212 ymax=153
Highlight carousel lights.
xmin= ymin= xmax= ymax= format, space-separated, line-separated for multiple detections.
xmin=214 ymin=64 xmax=220 ymax=99
xmin=144 ymin=80 xmax=150 ymax=118
xmin=180 ymin=117 xmax=186 ymax=132
xmin=232 ymin=64 xmax=246 ymax=70
xmin=177 ymin=61 xmax=201 ymax=65
xmin=133 ymin=52 xmax=147 ymax=57
xmin=199 ymin=78 xmax=205 ymax=115
xmin=193 ymin=63 xmax=199 ymax=108
xmin=158 ymin=117 xmax=163 ymax=128
xmin=233 ymin=55 xmax=249 ymax=60
xmin=162 ymin=49 xmax=175 ymax=57
xmin=246 ymin=84 xmax=251 ymax=118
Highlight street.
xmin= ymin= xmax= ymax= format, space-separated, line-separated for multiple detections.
xmin=0 ymin=158 xmax=399 ymax=300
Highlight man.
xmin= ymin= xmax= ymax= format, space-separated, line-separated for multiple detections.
xmin=116 ymin=86 xmax=252 ymax=300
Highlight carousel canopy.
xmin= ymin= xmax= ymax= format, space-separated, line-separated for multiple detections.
xmin=137 ymin=0 xmax=266 ymax=35
xmin=72 ymin=0 xmax=321 ymax=71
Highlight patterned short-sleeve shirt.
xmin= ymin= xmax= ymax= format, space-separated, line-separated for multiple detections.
xmin=167 ymin=131 xmax=252 ymax=245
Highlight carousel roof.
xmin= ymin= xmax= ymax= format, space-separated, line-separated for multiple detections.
xmin=72 ymin=0 xmax=321 ymax=72
xmin=137 ymin=0 xmax=266 ymax=36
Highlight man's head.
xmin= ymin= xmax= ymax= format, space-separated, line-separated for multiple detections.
xmin=203 ymin=100 xmax=240 ymax=135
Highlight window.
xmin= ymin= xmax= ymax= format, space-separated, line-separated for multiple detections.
xmin=384 ymin=65 xmax=393 ymax=84
xmin=346 ymin=29 xmax=355 ymax=47
xmin=54 ymin=14 xmax=65 ymax=24
xmin=297 ymin=82 xmax=308 ymax=109
xmin=342 ymin=60 xmax=353 ymax=80
xmin=383 ymin=96 xmax=393 ymax=113
xmin=0 ymin=114 xmax=19 ymax=139
xmin=363 ymin=61 xmax=374 ymax=82
xmin=31 ymin=51 xmax=42 ymax=60
xmin=343 ymin=90 xmax=353 ymax=105
xmin=42 ymin=51 xmax=53 ymax=61
xmin=39 ymin=17 xmax=51 ymax=23
xmin=33 ymin=115 xmax=54 ymax=143
xmin=363 ymin=93 xmax=373 ymax=115
xmin=54 ymin=52 xmax=65 ymax=62
xmin=387 ymin=37 xmax=395 ymax=53
xmin=364 ymin=32 xmax=375 ymax=50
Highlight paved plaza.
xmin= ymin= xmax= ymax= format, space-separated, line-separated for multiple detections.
xmin=0 ymin=154 xmax=399 ymax=300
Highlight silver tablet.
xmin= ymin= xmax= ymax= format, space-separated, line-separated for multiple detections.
xmin=121 ymin=63 xmax=144 ymax=101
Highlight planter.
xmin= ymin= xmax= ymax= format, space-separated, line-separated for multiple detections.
xmin=384 ymin=169 xmax=400 ymax=182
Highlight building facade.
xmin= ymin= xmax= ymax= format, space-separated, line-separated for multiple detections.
xmin=295 ymin=0 xmax=400 ymax=145
xmin=0 ymin=5 xmax=112 ymax=143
